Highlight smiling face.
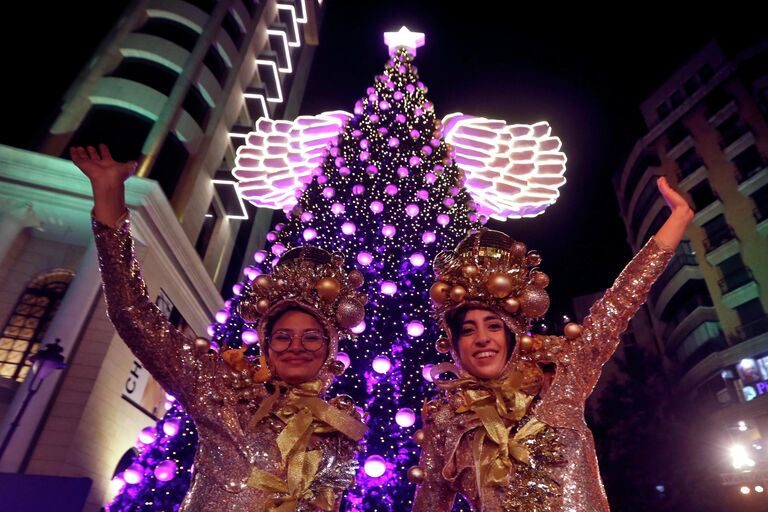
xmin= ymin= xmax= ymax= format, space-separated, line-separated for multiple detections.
xmin=454 ymin=308 xmax=512 ymax=380
xmin=267 ymin=309 xmax=328 ymax=385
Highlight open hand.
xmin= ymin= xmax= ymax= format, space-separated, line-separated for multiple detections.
xmin=70 ymin=144 xmax=137 ymax=186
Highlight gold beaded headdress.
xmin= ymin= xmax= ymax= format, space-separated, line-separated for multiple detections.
xmin=430 ymin=228 xmax=551 ymax=355
xmin=237 ymin=246 xmax=368 ymax=383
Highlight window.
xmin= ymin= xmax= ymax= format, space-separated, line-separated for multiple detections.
xmin=704 ymin=88 xmax=732 ymax=119
xmin=735 ymin=299 xmax=764 ymax=325
xmin=670 ymin=90 xmax=685 ymax=108
xmin=684 ymin=76 xmax=700 ymax=96
xmin=666 ymin=121 xmax=689 ymax=149
xmin=195 ymin=204 xmax=218 ymax=258
xmin=717 ymin=254 xmax=752 ymax=294
xmin=150 ymin=133 xmax=189 ymax=200
xmin=222 ymin=10 xmax=244 ymax=49
xmin=106 ymin=57 xmax=178 ymax=96
xmin=732 ymin=146 xmax=765 ymax=183
xmin=718 ymin=114 xmax=750 ymax=148
xmin=182 ymin=85 xmax=210 ymax=127
xmin=204 ymin=46 xmax=229 ymax=86
xmin=675 ymin=321 xmax=724 ymax=368
xmin=751 ymin=185 xmax=768 ymax=222
xmin=656 ymin=102 xmax=671 ymax=121
xmin=702 ymin=215 xmax=734 ymax=252
xmin=688 ymin=180 xmax=717 ymax=210
xmin=698 ymin=63 xmax=715 ymax=83
xmin=0 ymin=270 xmax=73 ymax=381
xmin=676 ymin=147 xmax=703 ymax=178
xmin=136 ymin=18 xmax=199 ymax=52
xmin=186 ymin=0 xmax=216 ymax=14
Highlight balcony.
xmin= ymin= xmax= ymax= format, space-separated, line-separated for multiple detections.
xmin=756 ymin=207 xmax=768 ymax=236
xmin=719 ymin=267 xmax=755 ymax=295
xmin=728 ymin=316 xmax=768 ymax=345
xmin=734 ymin=162 xmax=767 ymax=185
xmin=720 ymin=267 xmax=759 ymax=309
xmin=661 ymin=305 xmax=718 ymax=354
xmin=719 ymin=113 xmax=752 ymax=150
xmin=650 ymin=253 xmax=699 ymax=306
xmin=681 ymin=332 xmax=768 ymax=393
xmin=703 ymin=226 xmax=737 ymax=253
xmin=680 ymin=335 xmax=727 ymax=373
xmin=736 ymin=164 xmax=768 ymax=197
xmin=704 ymin=86 xmax=734 ymax=119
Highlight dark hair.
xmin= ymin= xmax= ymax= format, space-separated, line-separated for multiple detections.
xmin=448 ymin=306 xmax=515 ymax=359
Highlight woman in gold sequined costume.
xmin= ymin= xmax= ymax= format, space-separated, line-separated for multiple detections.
xmin=411 ymin=178 xmax=693 ymax=511
xmin=71 ymin=145 xmax=368 ymax=512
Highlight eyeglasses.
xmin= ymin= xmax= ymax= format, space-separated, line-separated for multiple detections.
xmin=268 ymin=330 xmax=327 ymax=353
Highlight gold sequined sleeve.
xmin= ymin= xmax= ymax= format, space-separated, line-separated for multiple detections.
xmin=571 ymin=237 xmax=673 ymax=398
xmin=412 ymin=413 xmax=457 ymax=512
xmin=92 ymin=213 xmax=210 ymax=403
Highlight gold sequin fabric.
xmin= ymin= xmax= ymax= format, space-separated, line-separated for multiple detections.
xmin=413 ymin=238 xmax=673 ymax=511
xmin=93 ymin=215 xmax=361 ymax=511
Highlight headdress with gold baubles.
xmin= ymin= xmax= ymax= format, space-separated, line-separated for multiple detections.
xmin=429 ymin=228 xmax=562 ymax=371
xmin=236 ymin=246 xmax=368 ymax=390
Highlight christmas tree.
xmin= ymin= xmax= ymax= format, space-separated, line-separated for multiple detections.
xmin=108 ymin=27 xmax=566 ymax=511
xmin=106 ymin=400 xmax=197 ymax=511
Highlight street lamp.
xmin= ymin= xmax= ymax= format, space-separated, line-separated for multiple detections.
xmin=0 ymin=338 xmax=67 ymax=461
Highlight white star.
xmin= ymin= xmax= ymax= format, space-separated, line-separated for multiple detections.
xmin=383 ymin=26 xmax=425 ymax=57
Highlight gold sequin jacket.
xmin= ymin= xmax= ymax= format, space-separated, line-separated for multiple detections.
xmin=412 ymin=238 xmax=673 ymax=512
xmin=93 ymin=215 xmax=363 ymax=512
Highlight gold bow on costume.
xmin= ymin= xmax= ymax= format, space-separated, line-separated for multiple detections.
xmin=246 ymin=380 xmax=367 ymax=511
xmin=434 ymin=365 xmax=546 ymax=498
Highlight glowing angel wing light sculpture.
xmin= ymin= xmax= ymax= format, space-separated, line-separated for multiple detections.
xmin=232 ymin=113 xmax=566 ymax=220
xmin=232 ymin=111 xmax=352 ymax=211
xmin=441 ymin=113 xmax=567 ymax=220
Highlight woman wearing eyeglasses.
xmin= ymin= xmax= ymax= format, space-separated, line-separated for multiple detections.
xmin=71 ymin=145 xmax=368 ymax=511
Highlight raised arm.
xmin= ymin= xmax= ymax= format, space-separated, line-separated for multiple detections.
xmin=72 ymin=145 xmax=211 ymax=404
xmin=569 ymin=177 xmax=692 ymax=397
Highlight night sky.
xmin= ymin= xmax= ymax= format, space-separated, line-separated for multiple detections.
xmin=4 ymin=1 xmax=763 ymax=315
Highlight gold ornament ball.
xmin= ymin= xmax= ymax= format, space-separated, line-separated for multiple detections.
xmin=526 ymin=251 xmax=542 ymax=267
xmin=331 ymin=394 xmax=354 ymax=411
xmin=486 ymin=273 xmax=513 ymax=298
xmin=433 ymin=251 xmax=458 ymax=276
xmin=254 ymin=275 xmax=272 ymax=291
xmin=564 ymin=322 xmax=583 ymax=339
xmin=449 ymin=285 xmax=467 ymax=302
xmin=348 ymin=270 xmax=364 ymax=289
xmin=316 ymin=277 xmax=341 ymax=302
xmin=510 ymin=241 xmax=528 ymax=258
xmin=331 ymin=252 xmax=345 ymax=267
xmin=336 ymin=298 xmax=365 ymax=329
xmin=408 ymin=466 xmax=425 ymax=484
xmin=435 ymin=337 xmax=452 ymax=353
xmin=461 ymin=264 xmax=479 ymax=277
xmin=329 ymin=360 xmax=346 ymax=376
xmin=532 ymin=271 xmax=550 ymax=288
xmin=237 ymin=296 xmax=261 ymax=323
xmin=193 ymin=337 xmax=210 ymax=354
xmin=429 ymin=281 xmax=451 ymax=304
xmin=519 ymin=335 xmax=534 ymax=352
xmin=519 ymin=285 xmax=550 ymax=318
xmin=502 ymin=297 xmax=520 ymax=314
xmin=413 ymin=429 xmax=425 ymax=446
xmin=256 ymin=298 xmax=271 ymax=314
